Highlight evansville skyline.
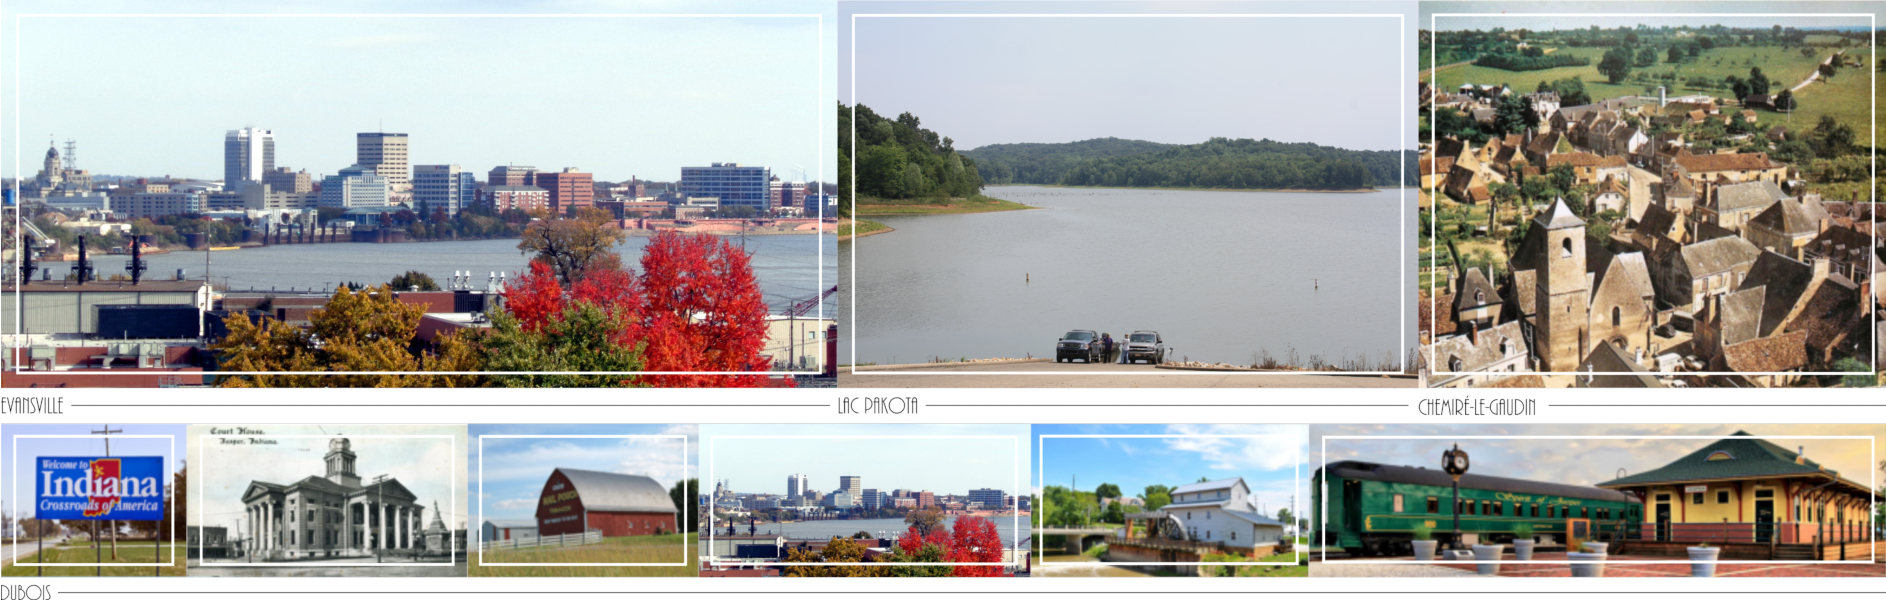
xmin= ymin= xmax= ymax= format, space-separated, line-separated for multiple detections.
xmin=2 ymin=5 xmax=829 ymax=183
xmin=701 ymin=425 xmax=1027 ymax=499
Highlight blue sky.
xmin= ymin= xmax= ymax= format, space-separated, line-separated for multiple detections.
xmin=1 ymin=0 xmax=836 ymax=183
xmin=469 ymin=424 xmax=695 ymax=522
xmin=701 ymin=424 xmax=1028 ymax=500
xmin=1312 ymin=424 xmax=1881 ymax=492
xmin=1034 ymin=424 xmax=1306 ymax=518
xmin=3 ymin=424 xmax=187 ymax=522
xmin=843 ymin=1 xmax=1412 ymax=152
xmin=1423 ymin=2 xmax=1882 ymax=31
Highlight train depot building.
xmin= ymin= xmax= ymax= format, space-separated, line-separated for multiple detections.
xmin=1597 ymin=431 xmax=1875 ymax=560
xmin=535 ymin=468 xmax=679 ymax=538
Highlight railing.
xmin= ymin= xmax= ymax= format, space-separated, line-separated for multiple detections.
xmin=1621 ymin=522 xmax=1790 ymax=545
xmin=479 ymin=529 xmax=602 ymax=551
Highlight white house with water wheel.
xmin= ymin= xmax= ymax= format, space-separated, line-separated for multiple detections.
xmin=1163 ymin=478 xmax=1287 ymax=551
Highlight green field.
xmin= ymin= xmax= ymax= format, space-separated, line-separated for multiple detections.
xmin=1 ymin=542 xmax=187 ymax=577
xmin=855 ymin=194 xmax=1034 ymax=215
xmin=469 ymin=533 xmax=696 ymax=577
xmin=1432 ymin=45 xmax=1833 ymax=101
xmin=1199 ymin=549 xmax=1308 ymax=577
xmin=1778 ymin=60 xmax=1873 ymax=143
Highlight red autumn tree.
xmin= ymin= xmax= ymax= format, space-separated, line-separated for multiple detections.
xmin=947 ymin=516 xmax=1006 ymax=577
xmin=496 ymin=231 xmax=773 ymax=387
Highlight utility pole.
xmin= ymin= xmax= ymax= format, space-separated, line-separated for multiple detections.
xmin=92 ymin=425 xmax=122 ymax=575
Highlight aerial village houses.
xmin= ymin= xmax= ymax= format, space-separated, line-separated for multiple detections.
xmin=1597 ymin=432 xmax=1874 ymax=559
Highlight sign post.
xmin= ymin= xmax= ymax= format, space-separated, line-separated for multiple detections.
xmin=33 ymin=455 xmax=166 ymax=577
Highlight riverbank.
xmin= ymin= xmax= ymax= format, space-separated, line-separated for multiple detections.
xmin=837 ymin=218 xmax=893 ymax=242
xmin=855 ymin=194 xmax=1034 ymax=215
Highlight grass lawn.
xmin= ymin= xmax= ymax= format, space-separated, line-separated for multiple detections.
xmin=1431 ymin=45 xmax=1831 ymax=102
xmin=837 ymin=218 xmax=890 ymax=240
xmin=1771 ymin=61 xmax=1873 ymax=145
xmin=1 ymin=542 xmax=187 ymax=577
xmin=855 ymin=194 xmax=1033 ymax=215
xmin=469 ymin=533 xmax=696 ymax=577
xmin=1199 ymin=550 xmax=1308 ymax=578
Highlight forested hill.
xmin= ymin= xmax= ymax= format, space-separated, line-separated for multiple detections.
xmin=838 ymin=102 xmax=987 ymax=207
xmin=969 ymin=137 xmax=1415 ymax=190
xmin=961 ymin=138 xmax=1176 ymax=184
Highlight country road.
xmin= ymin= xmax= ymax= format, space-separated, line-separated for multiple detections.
xmin=842 ymin=360 xmax=1415 ymax=388
xmin=2 ymin=532 xmax=70 ymax=564
xmin=1790 ymin=53 xmax=1840 ymax=93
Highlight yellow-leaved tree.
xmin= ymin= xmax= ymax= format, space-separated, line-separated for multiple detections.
xmin=213 ymin=284 xmax=480 ymax=387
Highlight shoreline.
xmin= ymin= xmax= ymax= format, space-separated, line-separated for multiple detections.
xmin=837 ymin=219 xmax=895 ymax=242
xmin=994 ymin=184 xmax=1382 ymax=194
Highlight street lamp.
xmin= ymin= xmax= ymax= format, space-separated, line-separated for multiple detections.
xmin=1442 ymin=444 xmax=1471 ymax=551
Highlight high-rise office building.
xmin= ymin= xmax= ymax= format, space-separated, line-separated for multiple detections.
xmin=357 ymin=132 xmax=410 ymax=192
xmin=786 ymin=474 xmax=808 ymax=500
xmin=679 ymin=163 xmax=771 ymax=212
xmin=413 ymin=164 xmax=466 ymax=216
xmin=968 ymin=488 xmax=1006 ymax=509
xmin=489 ymin=165 xmax=537 ymax=187
xmin=224 ymin=127 xmax=275 ymax=192
xmin=839 ymin=476 xmax=863 ymax=499
xmin=535 ymin=167 xmax=594 ymax=215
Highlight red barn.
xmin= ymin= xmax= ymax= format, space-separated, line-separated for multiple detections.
xmin=535 ymin=468 xmax=678 ymax=537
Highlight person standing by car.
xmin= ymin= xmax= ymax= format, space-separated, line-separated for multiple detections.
xmin=1100 ymin=333 xmax=1114 ymax=363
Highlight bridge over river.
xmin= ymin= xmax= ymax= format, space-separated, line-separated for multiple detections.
xmin=1037 ymin=527 xmax=1117 ymax=554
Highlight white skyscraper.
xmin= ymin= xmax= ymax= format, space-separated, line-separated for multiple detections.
xmin=787 ymin=474 xmax=808 ymax=500
xmin=224 ymin=127 xmax=275 ymax=192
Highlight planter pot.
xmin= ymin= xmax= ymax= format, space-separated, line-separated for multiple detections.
xmin=1581 ymin=542 xmax=1609 ymax=555
xmin=1412 ymin=540 xmax=1438 ymax=562
xmin=1567 ymin=552 xmax=1607 ymax=577
xmin=1471 ymin=544 xmax=1503 ymax=575
xmin=1444 ymin=549 xmax=1475 ymax=561
xmin=1688 ymin=547 xmax=1721 ymax=577
xmin=1513 ymin=539 xmax=1535 ymax=561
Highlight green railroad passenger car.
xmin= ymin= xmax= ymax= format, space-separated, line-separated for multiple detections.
xmin=1313 ymin=460 xmax=1642 ymax=556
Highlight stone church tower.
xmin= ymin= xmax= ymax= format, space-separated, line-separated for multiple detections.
xmin=325 ymin=437 xmax=361 ymax=488
xmin=1533 ymin=198 xmax=1590 ymax=372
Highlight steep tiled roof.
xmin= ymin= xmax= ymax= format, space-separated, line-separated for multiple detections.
xmin=1575 ymin=340 xmax=1662 ymax=388
xmin=1535 ymin=198 xmax=1586 ymax=230
xmin=1597 ymin=431 xmax=1836 ymax=487
xmin=1721 ymin=330 xmax=1810 ymax=373
xmin=1736 ymin=251 xmax=1819 ymax=337
xmin=1718 ymin=287 xmax=1766 ymax=346
xmin=1713 ymin=180 xmax=1786 ymax=213
xmin=1677 ymin=236 xmax=1762 ymax=276
xmin=1455 ymin=267 xmax=1500 ymax=312
xmin=1675 ymin=152 xmax=1781 ymax=173
xmin=1636 ymin=204 xmax=1681 ymax=237
xmin=1749 ymin=199 xmax=1826 ymax=237
xmin=1547 ymin=152 xmax=1627 ymax=169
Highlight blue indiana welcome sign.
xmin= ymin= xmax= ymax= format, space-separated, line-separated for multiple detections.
xmin=35 ymin=456 xmax=167 ymax=521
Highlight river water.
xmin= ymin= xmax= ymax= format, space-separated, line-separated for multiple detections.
xmin=722 ymin=516 xmax=1032 ymax=549
xmin=841 ymin=186 xmax=1408 ymax=366
xmin=134 ymin=235 xmax=836 ymax=317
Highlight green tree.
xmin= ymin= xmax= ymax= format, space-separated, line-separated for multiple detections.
xmin=669 ymin=478 xmax=699 ymax=533
xmin=1666 ymin=45 xmax=1684 ymax=64
xmin=1095 ymin=483 xmax=1122 ymax=501
xmin=387 ymin=270 xmax=440 ymax=292
xmin=1598 ymin=48 xmax=1633 ymax=83
xmin=1492 ymin=93 xmax=1533 ymax=135
xmin=1749 ymin=66 xmax=1771 ymax=95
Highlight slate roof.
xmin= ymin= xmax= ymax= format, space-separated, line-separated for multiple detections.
xmin=1455 ymin=267 xmax=1500 ymax=313
xmin=1430 ymin=320 xmax=1527 ymax=372
xmin=1749 ymin=198 xmax=1826 ymax=237
xmin=1172 ymin=478 xmax=1247 ymax=497
xmin=1636 ymin=204 xmax=1681 ymax=238
xmin=1736 ymin=251 xmax=1819 ymax=337
xmin=1675 ymin=152 xmax=1781 ymax=174
xmin=1713 ymin=180 xmax=1786 ymax=213
xmin=1597 ymin=431 xmax=1859 ymax=488
xmin=1535 ymin=198 xmax=1586 ymax=230
xmin=1717 ymin=287 xmax=1767 ymax=347
xmin=1677 ymin=236 xmax=1762 ymax=277
xmin=1221 ymin=510 xmax=1287 ymax=528
xmin=1575 ymin=340 xmax=1662 ymax=388
xmin=553 ymin=468 xmax=678 ymax=514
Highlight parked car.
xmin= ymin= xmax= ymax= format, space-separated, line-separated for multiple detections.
xmin=1124 ymin=330 xmax=1167 ymax=364
xmin=1056 ymin=330 xmax=1102 ymax=363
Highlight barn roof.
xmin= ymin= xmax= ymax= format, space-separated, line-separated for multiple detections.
xmin=1173 ymin=477 xmax=1247 ymax=496
xmin=554 ymin=468 xmax=678 ymax=514
xmin=1318 ymin=460 xmax=1635 ymax=504
xmin=484 ymin=519 xmax=537 ymax=529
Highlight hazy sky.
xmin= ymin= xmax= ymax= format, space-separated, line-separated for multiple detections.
xmin=1035 ymin=424 xmax=1306 ymax=518
xmin=469 ymin=424 xmax=695 ymax=522
xmin=844 ymin=1 xmax=1410 ymax=152
xmin=4 ymin=424 xmax=187 ymax=522
xmin=1312 ymin=424 xmax=1881 ymax=492
xmin=189 ymin=424 xmax=468 ymax=532
xmin=1 ymin=0 xmax=836 ymax=183
xmin=702 ymin=424 xmax=1028 ymax=499
xmin=1423 ymin=1 xmax=1883 ymax=31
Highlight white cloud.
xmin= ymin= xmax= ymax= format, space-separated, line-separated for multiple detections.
xmin=1161 ymin=424 xmax=1304 ymax=472
xmin=492 ymin=497 xmax=536 ymax=511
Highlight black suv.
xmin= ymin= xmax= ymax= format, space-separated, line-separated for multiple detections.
xmin=1056 ymin=330 xmax=1102 ymax=363
xmin=1124 ymin=331 xmax=1166 ymax=364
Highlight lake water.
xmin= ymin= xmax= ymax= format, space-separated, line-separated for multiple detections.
xmin=134 ymin=235 xmax=837 ymax=318
xmin=842 ymin=186 xmax=1409 ymax=366
xmin=729 ymin=516 xmax=1032 ymax=549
